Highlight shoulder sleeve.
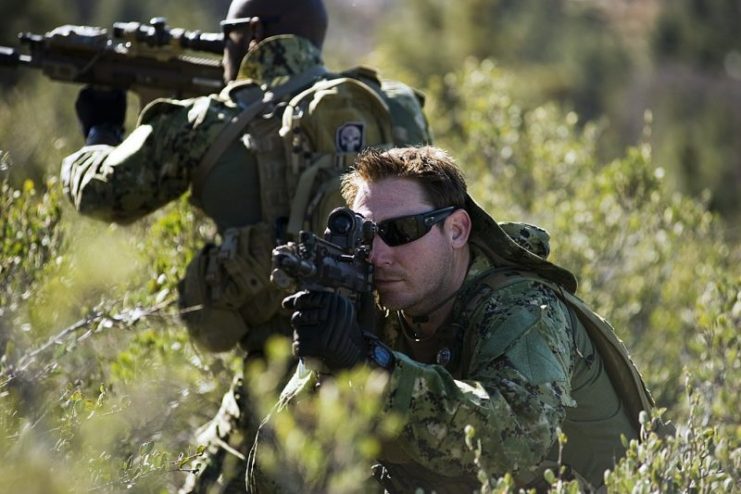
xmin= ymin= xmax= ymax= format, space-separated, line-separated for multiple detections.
xmin=382 ymin=279 xmax=576 ymax=478
xmin=60 ymin=95 xmax=237 ymax=223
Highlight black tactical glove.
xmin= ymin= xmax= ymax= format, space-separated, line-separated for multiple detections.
xmin=75 ymin=86 xmax=127 ymax=145
xmin=283 ymin=290 xmax=368 ymax=372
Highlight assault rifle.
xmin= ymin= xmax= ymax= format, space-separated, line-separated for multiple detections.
xmin=0 ymin=17 xmax=225 ymax=103
xmin=271 ymin=207 xmax=377 ymax=334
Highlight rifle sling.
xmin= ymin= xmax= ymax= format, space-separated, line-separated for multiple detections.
xmin=190 ymin=66 xmax=328 ymax=201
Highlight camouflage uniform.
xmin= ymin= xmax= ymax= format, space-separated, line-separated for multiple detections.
xmin=249 ymin=213 xmax=640 ymax=492
xmin=60 ymin=35 xmax=431 ymax=494
xmin=367 ymin=250 xmax=636 ymax=492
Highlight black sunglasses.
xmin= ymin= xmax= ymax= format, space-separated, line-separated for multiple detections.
xmin=374 ymin=206 xmax=457 ymax=247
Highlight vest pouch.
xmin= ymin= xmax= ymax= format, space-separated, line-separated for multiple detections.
xmin=179 ymin=244 xmax=249 ymax=353
xmin=178 ymin=223 xmax=282 ymax=353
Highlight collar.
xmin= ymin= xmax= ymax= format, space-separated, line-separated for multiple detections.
xmin=236 ymin=35 xmax=324 ymax=89
xmin=463 ymin=245 xmax=493 ymax=285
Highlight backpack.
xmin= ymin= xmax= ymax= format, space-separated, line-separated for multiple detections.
xmin=273 ymin=73 xmax=396 ymax=236
xmin=464 ymin=195 xmax=675 ymax=437
xmin=192 ymin=66 xmax=428 ymax=240
xmin=470 ymin=268 xmax=675 ymax=438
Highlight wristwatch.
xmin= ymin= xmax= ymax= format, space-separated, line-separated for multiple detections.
xmin=366 ymin=338 xmax=396 ymax=371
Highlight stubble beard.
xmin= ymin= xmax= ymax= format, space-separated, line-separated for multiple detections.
xmin=378 ymin=251 xmax=453 ymax=316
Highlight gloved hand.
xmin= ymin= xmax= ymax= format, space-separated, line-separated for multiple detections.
xmin=283 ymin=290 xmax=367 ymax=372
xmin=75 ymin=86 xmax=127 ymax=144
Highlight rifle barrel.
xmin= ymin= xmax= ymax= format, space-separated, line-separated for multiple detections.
xmin=0 ymin=22 xmax=225 ymax=99
xmin=0 ymin=47 xmax=32 ymax=67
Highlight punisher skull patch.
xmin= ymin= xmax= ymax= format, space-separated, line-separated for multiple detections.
xmin=336 ymin=122 xmax=365 ymax=153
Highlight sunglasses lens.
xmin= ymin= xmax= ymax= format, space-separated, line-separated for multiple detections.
xmin=374 ymin=207 xmax=456 ymax=247
xmin=378 ymin=216 xmax=426 ymax=246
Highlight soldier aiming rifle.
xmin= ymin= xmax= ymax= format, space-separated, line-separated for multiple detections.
xmin=271 ymin=207 xmax=380 ymax=372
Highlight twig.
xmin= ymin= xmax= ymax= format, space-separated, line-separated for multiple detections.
xmin=3 ymin=299 xmax=176 ymax=388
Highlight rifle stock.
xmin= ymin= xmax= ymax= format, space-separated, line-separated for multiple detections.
xmin=0 ymin=18 xmax=226 ymax=103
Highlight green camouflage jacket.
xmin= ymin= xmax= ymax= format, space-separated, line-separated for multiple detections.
xmin=368 ymin=249 xmax=636 ymax=492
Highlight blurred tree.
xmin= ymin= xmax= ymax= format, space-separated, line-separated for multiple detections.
xmin=653 ymin=0 xmax=741 ymax=71
xmin=0 ymin=0 xmax=76 ymax=39
xmin=374 ymin=0 xmax=632 ymax=121
xmin=322 ymin=0 xmax=395 ymax=68
xmin=0 ymin=0 xmax=77 ymax=87
xmin=643 ymin=0 xmax=741 ymax=225
xmin=372 ymin=0 xmax=740 ymax=223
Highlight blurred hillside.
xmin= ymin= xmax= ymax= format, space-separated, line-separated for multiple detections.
xmin=1 ymin=0 xmax=738 ymax=226
xmin=368 ymin=0 xmax=740 ymax=227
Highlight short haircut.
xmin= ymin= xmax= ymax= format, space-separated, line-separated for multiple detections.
xmin=341 ymin=146 xmax=468 ymax=210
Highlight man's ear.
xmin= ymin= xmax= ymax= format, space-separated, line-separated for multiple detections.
xmin=448 ymin=209 xmax=472 ymax=248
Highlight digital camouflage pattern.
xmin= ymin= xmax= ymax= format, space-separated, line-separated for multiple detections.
xmin=237 ymin=35 xmax=322 ymax=84
xmin=249 ymin=223 xmax=637 ymax=492
xmin=499 ymin=221 xmax=551 ymax=259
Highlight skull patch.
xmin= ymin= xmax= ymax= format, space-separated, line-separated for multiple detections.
xmin=336 ymin=123 xmax=365 ymax=153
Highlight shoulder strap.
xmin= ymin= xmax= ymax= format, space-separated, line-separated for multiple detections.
xmin=190 ymin=66 xmax=328 ymax=200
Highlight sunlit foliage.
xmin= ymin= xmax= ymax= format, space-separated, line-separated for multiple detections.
xmin=0 ymin=1 xmax=739 ymax=492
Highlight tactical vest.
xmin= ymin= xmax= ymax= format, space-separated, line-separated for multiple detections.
xmin=465 ymin=268 xmax=666 ymax=435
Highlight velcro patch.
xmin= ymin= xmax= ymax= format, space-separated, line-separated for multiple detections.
xmin=336 ymin=122 xmax=365 ymax=152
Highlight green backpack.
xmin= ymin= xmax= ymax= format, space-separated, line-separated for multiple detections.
xmin=193 ymin=66 xmax=429 ymax=238
xmin=276 ymin=74 xmax=396 ymax=236
xmin=467 ymin=196 xmax=675 ymax=438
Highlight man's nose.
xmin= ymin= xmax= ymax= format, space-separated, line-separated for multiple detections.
xmin=368 ymin=235 xmax=393 ymax=266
